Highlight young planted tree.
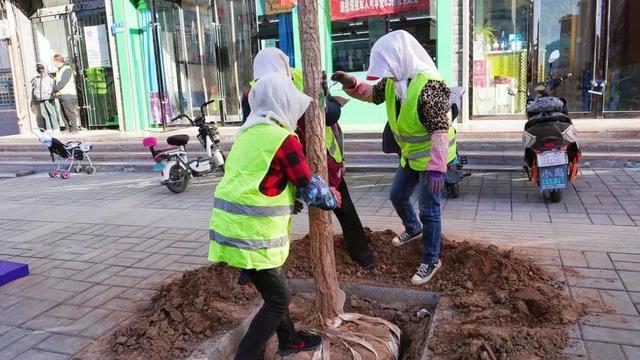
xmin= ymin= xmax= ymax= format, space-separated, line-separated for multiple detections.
xmin=265 ymin=1 xmax=401 ymax=358
xmin=296 ymin=0 xmax=342 ymax=327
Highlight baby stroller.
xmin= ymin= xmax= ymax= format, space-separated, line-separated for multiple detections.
xmin=36 ymin=130 xmax=96 ymax=179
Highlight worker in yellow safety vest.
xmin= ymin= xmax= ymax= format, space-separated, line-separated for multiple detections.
xmin=210 ymin=73 xmax=341 ymax=359
xmin=332 ymin=30 xmax=456 ymax=286
xmin=241 ymin=47 xmax=375 ymax=270
xmin=52 ymin=54 xmax=79 ymax=133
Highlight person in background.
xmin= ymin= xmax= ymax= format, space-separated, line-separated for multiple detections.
xmin=209 ymin=73 xmax=341 ymax=359
xmin=31 ymin=64 xmax=59 ymax=132
xmin=52 ymin=54 xmax=78 ymax=133
xmin=332 ymin=30 xmax=456 ymax=285
xmin=241 ymin=47 xmax=375 ymax=270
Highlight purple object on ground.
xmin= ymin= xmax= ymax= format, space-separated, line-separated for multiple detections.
xmin=0 ymin=260 xmax=29 ymax=287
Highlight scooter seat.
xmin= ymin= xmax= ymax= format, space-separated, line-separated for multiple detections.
xmin=167 ymin=134 xmax=190 ymax=146
xmin=524 ymin=112 xmax=572 ymax=130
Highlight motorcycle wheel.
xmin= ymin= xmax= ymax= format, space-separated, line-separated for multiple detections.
xmin=166 ymin=164 xmax=189 ymax=194
xmin=447 ymin=183 xmax=460 ymax=199
xmin=549 ymin=189 xmax=563 ymax=203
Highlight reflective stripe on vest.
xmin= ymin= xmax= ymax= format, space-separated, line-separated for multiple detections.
xmin=209 ymin=123 xmax=295 ymax=270
xmin=55 ymin=65 xmax=76 ymax=96
xmin=210 ymin=230 xmax=288 ymax=250
xmin=214 ymin=197 xmax=293 ymax=216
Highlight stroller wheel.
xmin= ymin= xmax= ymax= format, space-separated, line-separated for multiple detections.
xmin=48 ymin=170 xmax=59 ymax=178
xmin=85 ymin=166 xmax=96 ymax=175
xmin=74 ymin=165 xmax=84 ymax=173
xmin=60 ymin=171 xmax=71 ymax=179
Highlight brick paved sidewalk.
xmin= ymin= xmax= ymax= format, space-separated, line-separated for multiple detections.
xmin=0 ymin=170 xmax=639 ymax=359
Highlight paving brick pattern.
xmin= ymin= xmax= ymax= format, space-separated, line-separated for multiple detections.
xmin=0 ymin=170 xmax=639 ymax=359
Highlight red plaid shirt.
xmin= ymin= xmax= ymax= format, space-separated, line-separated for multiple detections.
xmin=259 ymin=135 xmax=312 ymax=196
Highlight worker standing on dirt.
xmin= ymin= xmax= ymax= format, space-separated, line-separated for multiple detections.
xmin=241 ymin=47 xmax=375 ymax=270
xmin=209 ymin=73 xmax=341 ymax=359
xmin=332 ymin=30 xmax=456 ymax=285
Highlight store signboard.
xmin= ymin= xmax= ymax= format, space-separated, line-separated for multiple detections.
xmin=265 ymin=0 xmax=296 ymax=15
xmin=84 ymin=25 xmax=111 ymax=68
xmin=330 ymin=0 xmax=429 ymax=21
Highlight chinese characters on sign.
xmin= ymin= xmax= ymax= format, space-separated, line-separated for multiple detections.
xmin=330 ymin=0 xmax=428 ymax=21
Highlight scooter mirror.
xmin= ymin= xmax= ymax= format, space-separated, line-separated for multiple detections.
xmin=549 ymin=50 xmax=560 ymax=65
xmin=507 ymin=86 xmax=519 ymax=96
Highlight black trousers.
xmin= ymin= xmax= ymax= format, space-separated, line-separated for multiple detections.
xmin=234 ymin=267 xmax=297 ymax=360
xmin=333 ymin=177 xmax=371 ymax=262
xmin=59 ymin=97 xmax=78 ymax=131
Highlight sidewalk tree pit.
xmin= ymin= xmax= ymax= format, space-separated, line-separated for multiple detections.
xmin=79 ymin=230 xmax=583 ymax=359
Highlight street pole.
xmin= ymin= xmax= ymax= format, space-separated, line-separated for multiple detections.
xmin=297 ymin=0 xmax=341 ymax=326
xmin=148 ymin=0 xmax=167 ymax=130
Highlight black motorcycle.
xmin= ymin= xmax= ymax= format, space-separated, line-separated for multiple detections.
xmin=509 ymin=50 xmax=581 ymax=203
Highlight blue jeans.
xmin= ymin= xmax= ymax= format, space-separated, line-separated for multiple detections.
xmin=390 ymin=165 xmax=442 ymax=265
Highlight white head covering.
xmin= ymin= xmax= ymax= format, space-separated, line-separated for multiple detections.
xmin=240 ymin=73 xmax=311 ymax=134
xmin=253 ymin=47 xmax=291 ymax=81
xmin=366 ymin=30 xmax=439 ymax=102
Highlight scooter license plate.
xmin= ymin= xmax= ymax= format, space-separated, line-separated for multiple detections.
xmin=539 ymin=164 xmax=568 ymax=191
xmin=153 ymin=162 xmax=165 ymax=172
xmin=537 ymin=151 xmax=568 ymax=167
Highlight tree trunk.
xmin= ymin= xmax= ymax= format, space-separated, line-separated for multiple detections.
xmin=297 ymin=0 xmax=341 ymax=326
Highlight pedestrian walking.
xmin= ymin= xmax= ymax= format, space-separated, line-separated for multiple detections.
xmin=52 ymin=54 xmax=79 ymax=133
xmin=241 ymin=47 xmax=375 ymax=270
xmin=332 ymin=30 xmax=457 ymax=285
xmin=31 ymin=64 xmax=60 ymax=131
xmin=209 ymin=73 xmax=342 ymax=359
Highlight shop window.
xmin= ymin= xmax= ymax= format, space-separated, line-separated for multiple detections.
xmin=0 ymin=72 xmax=14 ymax=106
xmin=605 ymin=0 xmax=640 ymax=112
xmin=472 ymin=0 xmax=529 ymax=116
xmin=330 ymin=11 xmax=436 ymax=73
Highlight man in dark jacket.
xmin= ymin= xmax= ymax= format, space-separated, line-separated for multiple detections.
xmin=31 ymin=64 xmax=59 ymax=131
xmin=52 ymin=54 xmax=78 ymax=133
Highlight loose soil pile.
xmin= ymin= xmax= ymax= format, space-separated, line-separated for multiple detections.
xmin=89 ymin=228 xmax=583 ymax=360
xmin=287 ymin=229 xmax=585 ymax=359
xmin=105 ymin=265 xmax=256 ymax=360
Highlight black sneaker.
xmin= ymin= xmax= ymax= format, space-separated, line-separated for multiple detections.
xmin=278 ymin=330 xmax=322 ymax=355
xmin=411 ymin=259 xmax=442 ymax=285
xmin=391 ymin=230 xmax=422 ymax=247
xmin=354 ymin=252 xmax=375 ymax=271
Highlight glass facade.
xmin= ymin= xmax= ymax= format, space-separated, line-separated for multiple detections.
xmin=330 ymin=11 xmax=437 ymax=73
xmin=605 ymin=0 xmax=640 ymax=112
xmin=472 ymin=0 xmax=529 ymax=116
xmin=154 ymin=0 xmax=256 ymax=125
xmin=535 ymin=0 xmax=595 ymax=113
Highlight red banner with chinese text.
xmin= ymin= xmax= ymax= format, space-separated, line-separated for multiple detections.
xmin=330 ymin=0 xmax=429 ymax=21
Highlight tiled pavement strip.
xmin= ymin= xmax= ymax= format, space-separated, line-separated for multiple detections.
xmin=0 ymin=169 xmax=639 ymax=359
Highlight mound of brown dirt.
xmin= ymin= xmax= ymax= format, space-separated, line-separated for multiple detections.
xmin=287 ymin=229 xmax=585 ymax=359
xmin=106 ymin=265 xmax=256 ymax=360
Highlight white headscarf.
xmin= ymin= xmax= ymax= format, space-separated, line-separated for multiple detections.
xmin=240 ymin=73 xmax=311 ymax=133
xmin=253 ymin=47 xmax=291 ymax=81
xmin=366 ymin=30 xmax=439 ymax=102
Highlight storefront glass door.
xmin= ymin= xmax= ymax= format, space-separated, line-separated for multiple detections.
xmin=604 ymin=0 xmax=640 ymax=114
xmin=75 ymin=9 xmax=119 ymax=128
xmin=471 ymin=0 xmax=530 ymax=117
xmin=32 ymin=7 xmax=118 ymax=129
xmin=532 ymin=0 xmax=597 ymax=115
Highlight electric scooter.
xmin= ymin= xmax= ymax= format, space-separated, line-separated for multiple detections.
xmin=142 ymin=99 xmax=225 ymax=193
xmin=509 ymin=50 xmax=581 ymax=203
